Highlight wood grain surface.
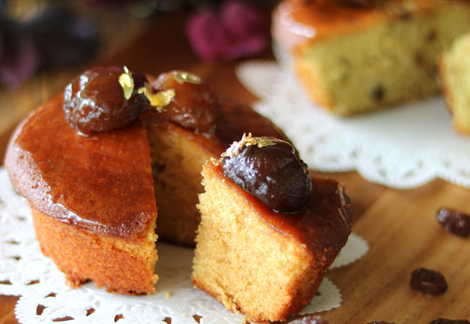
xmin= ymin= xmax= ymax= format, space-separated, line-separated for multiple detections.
xmin=1 ymin=6 xmax=469 ymax=324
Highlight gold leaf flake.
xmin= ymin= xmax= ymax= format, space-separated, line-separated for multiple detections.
xmin=138 ymin=85 xmax=175 ymax=109
xmin=118 ymin=66 xmax=134 ymax=100
xmin=222 ymin=133 xmax=276 ymax=159
xmin=174 ymin=71 xmax=202 ymax=85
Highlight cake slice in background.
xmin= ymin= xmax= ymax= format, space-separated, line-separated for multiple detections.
xmin=272 ymin=0 xmax=470 ymax=116
xmin=438 ymin=32 xmax=470 ymax=135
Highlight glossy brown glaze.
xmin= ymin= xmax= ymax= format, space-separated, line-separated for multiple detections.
xmin=274 ymin=0 xmax=458 ymax=49
xmin=209 ymin=162 xmax=352 ymax=262
xmin=5 ymin=91 xmax=288 ymax=242
xmin=5 ymin=95 xmax=157 ymax=242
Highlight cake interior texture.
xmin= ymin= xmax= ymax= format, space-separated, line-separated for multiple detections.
xmin=293 ymin=2 xmax=470 ymax=116
xmin=192 ymin=162 xmax=351 ymax=323
xmin=144 ymin=120 xmax=213 ymax=246
xmin=439 ymin=33 xmax=470 ymax=134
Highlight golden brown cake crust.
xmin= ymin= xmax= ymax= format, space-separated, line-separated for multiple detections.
xmin=5 ymin=95 xmax=157 ymax=242
xmin=32 ymin=207 xmax=158 ymax=295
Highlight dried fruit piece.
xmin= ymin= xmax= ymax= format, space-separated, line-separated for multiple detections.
xmin=410 ymin=268 xmax=448 ymax=295
xmin=150 ymin=70 xmax=218 ymax=132
xmin=436 ymin=208 xmax=470 ymax=237
xmin=429 ymin=319 xmax=470 ymax=324
xmin=63 ymin=66 xmax=149 ymax=134
xmin=222 ymin=134 xmax=312 ymax=213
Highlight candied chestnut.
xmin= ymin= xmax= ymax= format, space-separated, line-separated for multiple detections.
xmin=436 ymin=208 xmax=470 ymax=237
xmin=409 ymin=268 xmax=447 ymax=295
xmin=430 ymin=319 xmax=470 ymax=324
xmin=150 ymin=70 xmax=218 ymax=132
xmin=63 ymin=66 xmax=150 ymax=134
xmin=222 ymin=134 xmax=312 ymax=213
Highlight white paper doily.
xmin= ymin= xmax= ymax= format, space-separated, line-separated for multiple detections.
xmin=236 ymin=60 xmax=470 ymax=189
xmin=0 ymin=167 xmax=367 ymax=324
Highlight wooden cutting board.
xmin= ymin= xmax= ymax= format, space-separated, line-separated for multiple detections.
xmin=1 ymin=7 xmax=469 ymax=324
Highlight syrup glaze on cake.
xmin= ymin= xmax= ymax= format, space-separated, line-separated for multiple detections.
xmin=6 ymin=94 xmax=157 ymax=241
xmin=6 ymin=69 xmax=287 ymax=244
xmin=273 ymin=0 xmax=464 ymax=52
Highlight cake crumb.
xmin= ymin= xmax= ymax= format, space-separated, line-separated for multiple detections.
xmin=164 ymin=291 xmax=172 ymax=298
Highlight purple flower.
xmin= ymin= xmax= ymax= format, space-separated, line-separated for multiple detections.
xmin=0 ymin=19 xmax=39 ymax=89
xmin=185 ymin=0 xmax=270 ymax=61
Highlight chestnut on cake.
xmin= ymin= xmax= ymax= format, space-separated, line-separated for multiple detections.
xmin=192 ymin=134 xmax=352 ymax=323
xmin=272 ymin=0 xmax=470 ymax=116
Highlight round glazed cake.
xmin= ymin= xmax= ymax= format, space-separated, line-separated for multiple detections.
xmin=5 ymin=67 xmax=352 ymax=322
xmin=5 ymin=67 xmax=289 ymax=294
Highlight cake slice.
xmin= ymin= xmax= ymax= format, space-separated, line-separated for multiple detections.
xmin=438 ymin=33 xmax=470 ymax=135
xmin=272 ymin=0 xmax=470 ymax=116
xmin=192 ymin=135 xmax=352 ymax=322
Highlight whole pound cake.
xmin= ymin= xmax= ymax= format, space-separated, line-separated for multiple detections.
xmin=272 ymin=0 xmax=470 ymax=116
xmin=4 ymin=67 xmax=288 ymax=294
xmin=192 ymin=135 xmax=352 ymax=322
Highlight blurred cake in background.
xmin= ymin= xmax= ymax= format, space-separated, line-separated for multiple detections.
xmin=438 ymin=32 xmax=470 ymax=135
xmin=272 ymin=0 xmax=470 ymax=116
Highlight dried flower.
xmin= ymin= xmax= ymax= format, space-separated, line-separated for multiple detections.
xmin=185 ymin=0 xmax=270 ymax=61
